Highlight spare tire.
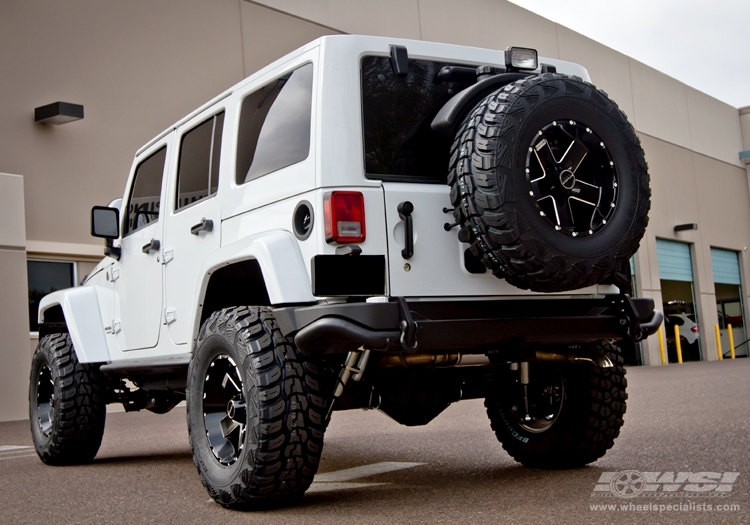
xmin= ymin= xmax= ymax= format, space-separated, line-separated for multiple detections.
xmin=448 ymin=73 xmax=650 ymax=292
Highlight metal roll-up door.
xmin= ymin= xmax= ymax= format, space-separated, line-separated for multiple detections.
xmin=712 ymin=248 xmax=747 ymax=357
xmin=657 ymin=239 xmax=693 ymax=281
xmin=711 ymin=248 xmax=740 ymax=285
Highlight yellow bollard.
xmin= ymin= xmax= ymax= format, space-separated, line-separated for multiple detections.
xmin=674 ymin=324 xmax=683 ymax=363
xmin=657 ymin=325 xmax=667 ymax=365
xmin=728 ymin=323 xmax=736 ymax=359
xmin=715 ymin=324 xmax=723 ymax=360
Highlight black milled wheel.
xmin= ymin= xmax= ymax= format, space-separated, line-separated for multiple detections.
xmin=29 ymin=333 xmax=107 ymax=465
xmin=448 ymin=73 xmax=650 ymax=292
xmin=485 ymin=341 xmax=627 ymax=469
xmin=187 ymin=306 xmax=330 ymax=509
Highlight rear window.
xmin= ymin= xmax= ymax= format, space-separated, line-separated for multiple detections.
xmin=361 ymin=56 xmax=476 ymax=184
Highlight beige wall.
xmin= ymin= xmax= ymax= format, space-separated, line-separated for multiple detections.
xmin=240 ymin=2 xmax=342 ymax=76
xmin=0 ymin=174 xmax=31 ymax=422
xmin=555 ymin=25 xmax=635 ymax=122
xmin=250 ymin=0 xmax=421 ymax=39
xmin=0 ymin=0 xmax=245 ymax=248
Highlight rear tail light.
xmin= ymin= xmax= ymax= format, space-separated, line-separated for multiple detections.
xmin=691 ymin=325 xmax=699 ymax=333
xmin=324 ymin=191 xmax=366 ymax=243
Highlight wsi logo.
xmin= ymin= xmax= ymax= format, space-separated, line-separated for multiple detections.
xmin=592 ymin=471 xmax=740 ymax=498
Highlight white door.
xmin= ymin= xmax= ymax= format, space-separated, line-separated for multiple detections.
xmin=114 ymin=137 xmax=171 ymax=351
xmin=162 ymin=107 xmax=225 ymax=345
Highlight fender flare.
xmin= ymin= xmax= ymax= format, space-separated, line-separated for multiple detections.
xmin=38 ymin=287 xmax=111 ymax=364
xmin=188 ymin=229 xmax=316 ymax=347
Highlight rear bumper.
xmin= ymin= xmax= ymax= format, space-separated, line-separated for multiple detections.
xmin=274 ymin=295 xmax=663 ymax=355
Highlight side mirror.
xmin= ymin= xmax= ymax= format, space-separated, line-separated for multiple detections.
xmin=91 ymin=206 xmax=121 ymax=260
xmin=91 ymin=206 xmax=120 ymax=238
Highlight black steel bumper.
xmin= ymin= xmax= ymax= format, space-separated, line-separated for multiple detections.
xmin=274 ymin=295 xmax=662 ymax=356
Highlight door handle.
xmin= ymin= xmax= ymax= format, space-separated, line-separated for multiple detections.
xmin=190 ymin=218 xmax=213 ymax=235
xmin=142 ymin=238 xmax=160 ymax=254
xmin=397 ymin=201 xmax=414 ymax=259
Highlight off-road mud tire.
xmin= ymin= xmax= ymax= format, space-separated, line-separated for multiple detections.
xmin=448 ymin=73 xmax=650 ymax=292
xmin=29 ymin=333 xmax=107 ymax=465
xmin=187 ymin=306 xmax=330 ymax=509
xmin=485 ymin=341 xmax=627 ymax=468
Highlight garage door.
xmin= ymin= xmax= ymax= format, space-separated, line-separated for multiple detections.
xmin=711 ymin=248 xmax=740 ymax=285
xmin=657 ymin=239 xmax=693 ymax=281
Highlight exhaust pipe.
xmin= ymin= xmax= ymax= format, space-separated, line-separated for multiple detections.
xmin=376 ymin=349 xmax=613 ymax=369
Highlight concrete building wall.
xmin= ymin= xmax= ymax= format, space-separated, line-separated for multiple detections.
xmin=0 ymin=174 xmax=31 ymax=422
xmin=0 ymin=0 xmax=245 ymax=250
xmin=1 ymin=0 xmax=748 ymax=418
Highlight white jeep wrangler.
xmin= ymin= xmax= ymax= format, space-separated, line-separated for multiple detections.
xmin=30 ymin=35 xmax=661 ymax=509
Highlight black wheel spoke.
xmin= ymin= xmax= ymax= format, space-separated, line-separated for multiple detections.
xmin=222 ymin=371 xmax=241 ymax=394
xmin=203 ymin=355 xmax=246 ymax=465
xmin=560 ymin=137 xmax=588 ymax=173
xmin=532 ymin=139 xmax=558 ymax=177
xmin=220 ymin=414 xmax=240 ymax=438
xmin=556 ymin=199 xmax=576 ymax=229
xmin=526 ymin=121 xmax=617 ymax=237
xmin=37 ymin=402 xmax=53 ymax=436
xmin=570 ymin=179 xmax=601 ymax=207
xmin=36 ymin=365 xmax=55 ymax=437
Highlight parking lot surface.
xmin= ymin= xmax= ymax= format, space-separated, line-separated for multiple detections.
xmin=2 ymin=359 xmax=749 ymax=524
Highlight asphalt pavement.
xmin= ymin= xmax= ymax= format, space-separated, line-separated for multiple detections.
xmin=1 ymin=359 xmax=749 ymax=525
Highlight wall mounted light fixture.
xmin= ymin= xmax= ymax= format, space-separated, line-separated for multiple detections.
xmin=34 ymin=102 xmax=84 ymax=125
xmin=674 ymin=223 xmax=698 ymax=232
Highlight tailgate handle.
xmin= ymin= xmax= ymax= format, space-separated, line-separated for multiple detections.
xmin=397 ymin=201 xmax=414 ymax=259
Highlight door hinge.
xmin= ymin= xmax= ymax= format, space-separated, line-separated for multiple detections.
xmin=163 ymin=248 xmax=174 ymax=264
xmin=163 ymin=307 xmax=176 ymax=325
xmin=105 ymin=319 xmax=121 ymax=334
xmin=111 ymin=267 xmax=120 ymax=282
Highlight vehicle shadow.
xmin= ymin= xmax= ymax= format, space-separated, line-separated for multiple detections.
xmin=92 ymin=450 xmax=193 ymax=466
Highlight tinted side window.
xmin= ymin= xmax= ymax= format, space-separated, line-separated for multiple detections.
xmin=236 ymin=63 xmax=313 ymax=185
xmin=125 ymin=146 xmax=166 ymax=235
xmin=176 ymin=111 xmax=225 ymax=211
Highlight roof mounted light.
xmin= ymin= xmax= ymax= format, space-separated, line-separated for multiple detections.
xmin=505 ymin=47 xmax=538 ymax=71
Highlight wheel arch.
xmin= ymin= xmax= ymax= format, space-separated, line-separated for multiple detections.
xmin=38 ymin=287 xmax=111 ymax=363
xmin=189 ymin=230 xmax=316 ymax=351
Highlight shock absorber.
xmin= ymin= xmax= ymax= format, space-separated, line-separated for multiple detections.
xmin=519 ymin=361 xmax=532 ymax=423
